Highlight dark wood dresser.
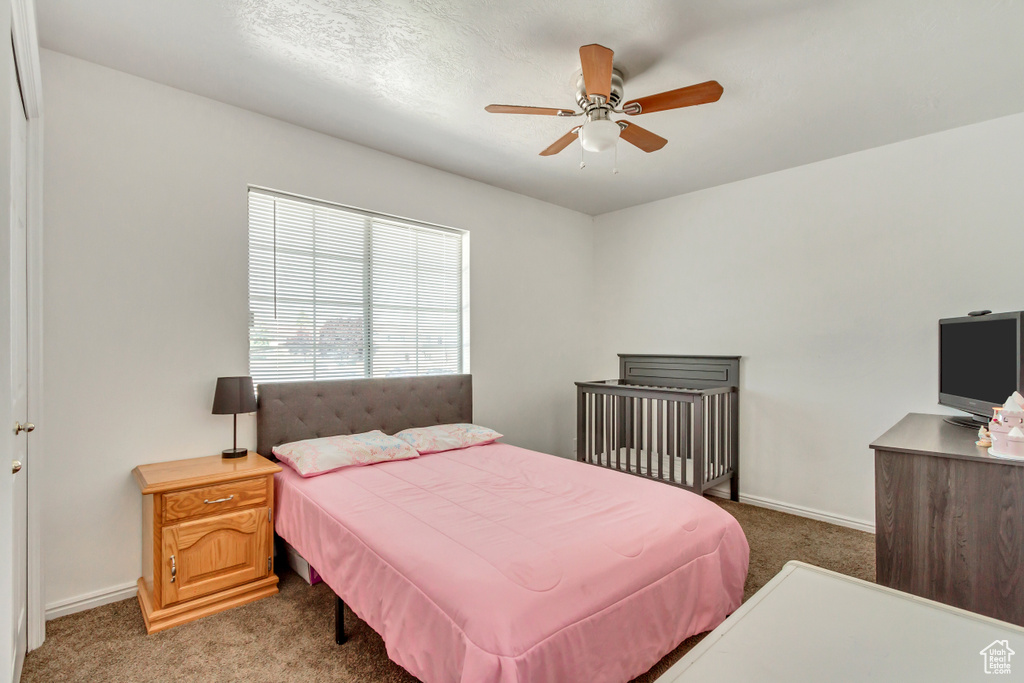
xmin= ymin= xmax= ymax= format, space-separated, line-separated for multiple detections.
xmin=872 ymin=413 xmax=1024 ymax=626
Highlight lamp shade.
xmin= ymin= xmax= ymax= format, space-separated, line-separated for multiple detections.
xmin=212 ymin=376 xmax=257 ymax=415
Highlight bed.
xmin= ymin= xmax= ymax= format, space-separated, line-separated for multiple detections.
xmin=258 ymin=375 xmax=749 ymax=683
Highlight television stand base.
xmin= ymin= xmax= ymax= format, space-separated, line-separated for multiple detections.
xmin=942 ymin=415 xmax=987 ymax=429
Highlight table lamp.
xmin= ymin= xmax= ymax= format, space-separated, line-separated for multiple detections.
xmin=212 ymin=376 xmax=257 ymax=458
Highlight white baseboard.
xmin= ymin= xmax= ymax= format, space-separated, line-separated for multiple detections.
xmin=45 ymin=582 xmax=138 ymax=620
xmin=706 ymin=487 xmax=875 ymax=533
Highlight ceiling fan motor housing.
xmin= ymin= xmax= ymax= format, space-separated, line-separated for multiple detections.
xmin=576 ymin=69 xmax=624 ymax=110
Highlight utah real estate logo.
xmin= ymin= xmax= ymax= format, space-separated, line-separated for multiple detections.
xmin=980 ymin=640 xmax=1014 ymax=675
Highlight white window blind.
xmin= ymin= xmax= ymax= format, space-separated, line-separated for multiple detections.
xmin=248 ymin=189 xmax=465 ymax=384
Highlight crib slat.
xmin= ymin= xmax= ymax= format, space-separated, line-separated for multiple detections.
xmin=598 ymin=393 xmax=606 ymax=466
xmin=709 ymin=395 xmax=714 ymax=484
xmin=623 ymin=396 xmax=630 ymax=469
xmin=728 ymin=391 xmax=735 ymax=474
xmin=599 ymin=393 xmax=605 ymax=468
xmin=719 ymin=394 xmax=724 ymax=479
xmin=576 ymin=388 xmax=584 ymax=463
xmin=702 ymin=395 xmax=708 ymax=482
xmin=707 ymin=394 xmax=713 ymax=482
xmin=653 ymin=399 xmax=659 ymax=480
xmin=694 ymin=398 xmax=704 ymax=493
xmin=608 ymin=394 xmax=615 ymax=470
xmin=643 ymin=397 xmax=650 ymax=477
xmin=605 ymin=394 xmax=612 ymax=469
xmin=633 ymin=396 xmax=638 ymax=471
xmin=671 ymin=405 xmax=679 ymax=485
xmin=678 ymin=402 xmax=686 ymax=485
xmin=603 ymin=394 xmax=608 ymax=470
xmin=718 ymin=394 xmax=724 ymax=479
xmin=709 ymin=394 xmax=715 ymax=483
xmin=587 ymin=392 xmax=593 ymax=465
xmin=722 ymin=393 xmax=727 ymax=480
xmin=630 ymin=396 xmax=637 ymax=473
xmin=669 ymin=401 xmax=677 ymax=484
xmin=720 ymin=393 xmax=729 ymax=479
xmin=657 ymin=400 xmax=664 ymax=481
xmin=612 ymin=395 xmax=619 ymax=470
xmin=585 ymin=393 xmax=593 ymax=466
xmin=725 ymin=392 xmax=731 ymax=473
xmin=711 ymin=394 xmax=718 ymax=481
xmin=717 ymin=394 xmax=723 ymax=479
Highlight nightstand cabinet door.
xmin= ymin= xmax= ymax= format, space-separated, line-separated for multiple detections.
xmin=160 ymin=506 xmax=271 ymax=605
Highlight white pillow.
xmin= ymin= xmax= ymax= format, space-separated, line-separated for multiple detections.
xmin=394 ymin=423 xmax=502 ymax=455
xmin=273 ymin=430 xmax=419 ymax=477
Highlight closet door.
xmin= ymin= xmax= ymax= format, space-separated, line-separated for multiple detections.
xmin=3 ymin=50 xmax=30 ymax=683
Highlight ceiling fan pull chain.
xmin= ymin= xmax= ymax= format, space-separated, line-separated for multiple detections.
xmin=579 ymin=145 xmax=586 ymax=170
xmin=613 ymin=144 xmax=619 ymax=175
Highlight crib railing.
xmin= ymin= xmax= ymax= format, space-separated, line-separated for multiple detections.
xmin=575 ymin=380 xmax=739 ymax=498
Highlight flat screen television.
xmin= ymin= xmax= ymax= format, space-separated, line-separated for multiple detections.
xmin=939 ymin=311 xmax=1024 ymax=425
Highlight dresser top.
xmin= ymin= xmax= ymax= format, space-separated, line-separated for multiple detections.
xmin=655 ymin=561 xmax=1024 ymax=682
xmin=132 ymin=452 xmax=282 ymax=494
xmin=870 ymin=412 xmax=1024 ymax=466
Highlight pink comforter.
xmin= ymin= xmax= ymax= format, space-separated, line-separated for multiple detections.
xmin=274 ymin=443 xmax=749 ymax=683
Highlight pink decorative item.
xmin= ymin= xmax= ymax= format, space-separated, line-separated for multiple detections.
xmin=282 ymin=539 xmax=323 ymax=585
xmin=989 ymin=394 xmax=1024 ymax=460
xmin=274 ymin=442 xmax=749 ymax=683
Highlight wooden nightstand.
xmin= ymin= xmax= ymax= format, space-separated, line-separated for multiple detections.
xmin=132 ymin=452 xmax=282 ymax=634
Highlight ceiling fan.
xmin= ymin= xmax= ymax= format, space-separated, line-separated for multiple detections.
xmin=486 ymin=44 xmax=723 ymax=158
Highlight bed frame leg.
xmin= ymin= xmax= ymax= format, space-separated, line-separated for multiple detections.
xmin=335 ymin=595 xmax=348 ymax=645
xmin=730 ymin=472 xmax=740 ymax=502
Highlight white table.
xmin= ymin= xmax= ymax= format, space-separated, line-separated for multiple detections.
xmin=656 ymin=561 xmax=1024 ymax=682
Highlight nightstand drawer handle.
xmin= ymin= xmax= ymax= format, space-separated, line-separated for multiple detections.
xmin=170 ymin=555 xmax=176 ymax=583
xmin=203 ymin=494 xmax=234 ymax=504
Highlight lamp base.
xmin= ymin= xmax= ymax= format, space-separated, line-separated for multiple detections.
xmin=222 ymin=448 xmax=248 ymax=459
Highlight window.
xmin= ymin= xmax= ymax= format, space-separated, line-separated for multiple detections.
xmin=248 ymin=188 xmax=466 ymax=384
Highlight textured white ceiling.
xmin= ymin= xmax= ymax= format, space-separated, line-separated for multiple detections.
xmin=38 ymin=0 xmax=1024 ymax=215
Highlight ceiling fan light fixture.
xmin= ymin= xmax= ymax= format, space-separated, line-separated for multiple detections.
xmin=485 ymin=43 xmax=720 ymax=159
xmin=578 ymin=118 xmax=620 ymax=153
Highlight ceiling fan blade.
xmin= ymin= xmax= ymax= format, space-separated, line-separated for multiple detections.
xmin=539 ymin=128 xmax=581 ymax=156
xmin=579 ymin=44 xmax=614 ymax=102
xmin=485 ymin=104 xmax=577 ymax=116
xmin=621 ymin=80 xmax=723 ymax=115
xmin=618 ymin=121 xmax=667 ymax=153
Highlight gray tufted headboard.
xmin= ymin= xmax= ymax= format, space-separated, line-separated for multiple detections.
xmin=256 ymin=375 xmax=473 ymax=458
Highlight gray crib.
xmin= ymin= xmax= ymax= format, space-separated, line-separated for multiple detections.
xmin=576 ymin=355 xmax=740 ymax=500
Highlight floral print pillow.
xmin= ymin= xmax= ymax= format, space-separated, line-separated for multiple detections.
xmin=273 ymin=430 xmax=420 ymax=477
xmin=394 ymin=424 xmax=502 ymax=455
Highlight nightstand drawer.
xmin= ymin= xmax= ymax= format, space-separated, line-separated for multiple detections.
xmin=163 ymin=477 xmax=266 ymax=522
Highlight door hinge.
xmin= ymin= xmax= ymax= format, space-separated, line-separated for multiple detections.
xmin=267 ymin=556 xmax=272 ymax=572
xmin=268 ymin=507 xmax=273 ymax=523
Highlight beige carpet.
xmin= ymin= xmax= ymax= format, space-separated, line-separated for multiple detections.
xmin=22 ymin=500 xmax=874 ymax=683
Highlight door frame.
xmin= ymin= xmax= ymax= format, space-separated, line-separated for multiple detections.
xmin=11 ymin=0 xmax=43 ymax=651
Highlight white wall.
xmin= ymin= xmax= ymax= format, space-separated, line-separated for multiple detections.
xmin=592 ymin=111 xmax=1024 ymax=529
xmin=41 ymin=49 xmax=595 ymax=609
